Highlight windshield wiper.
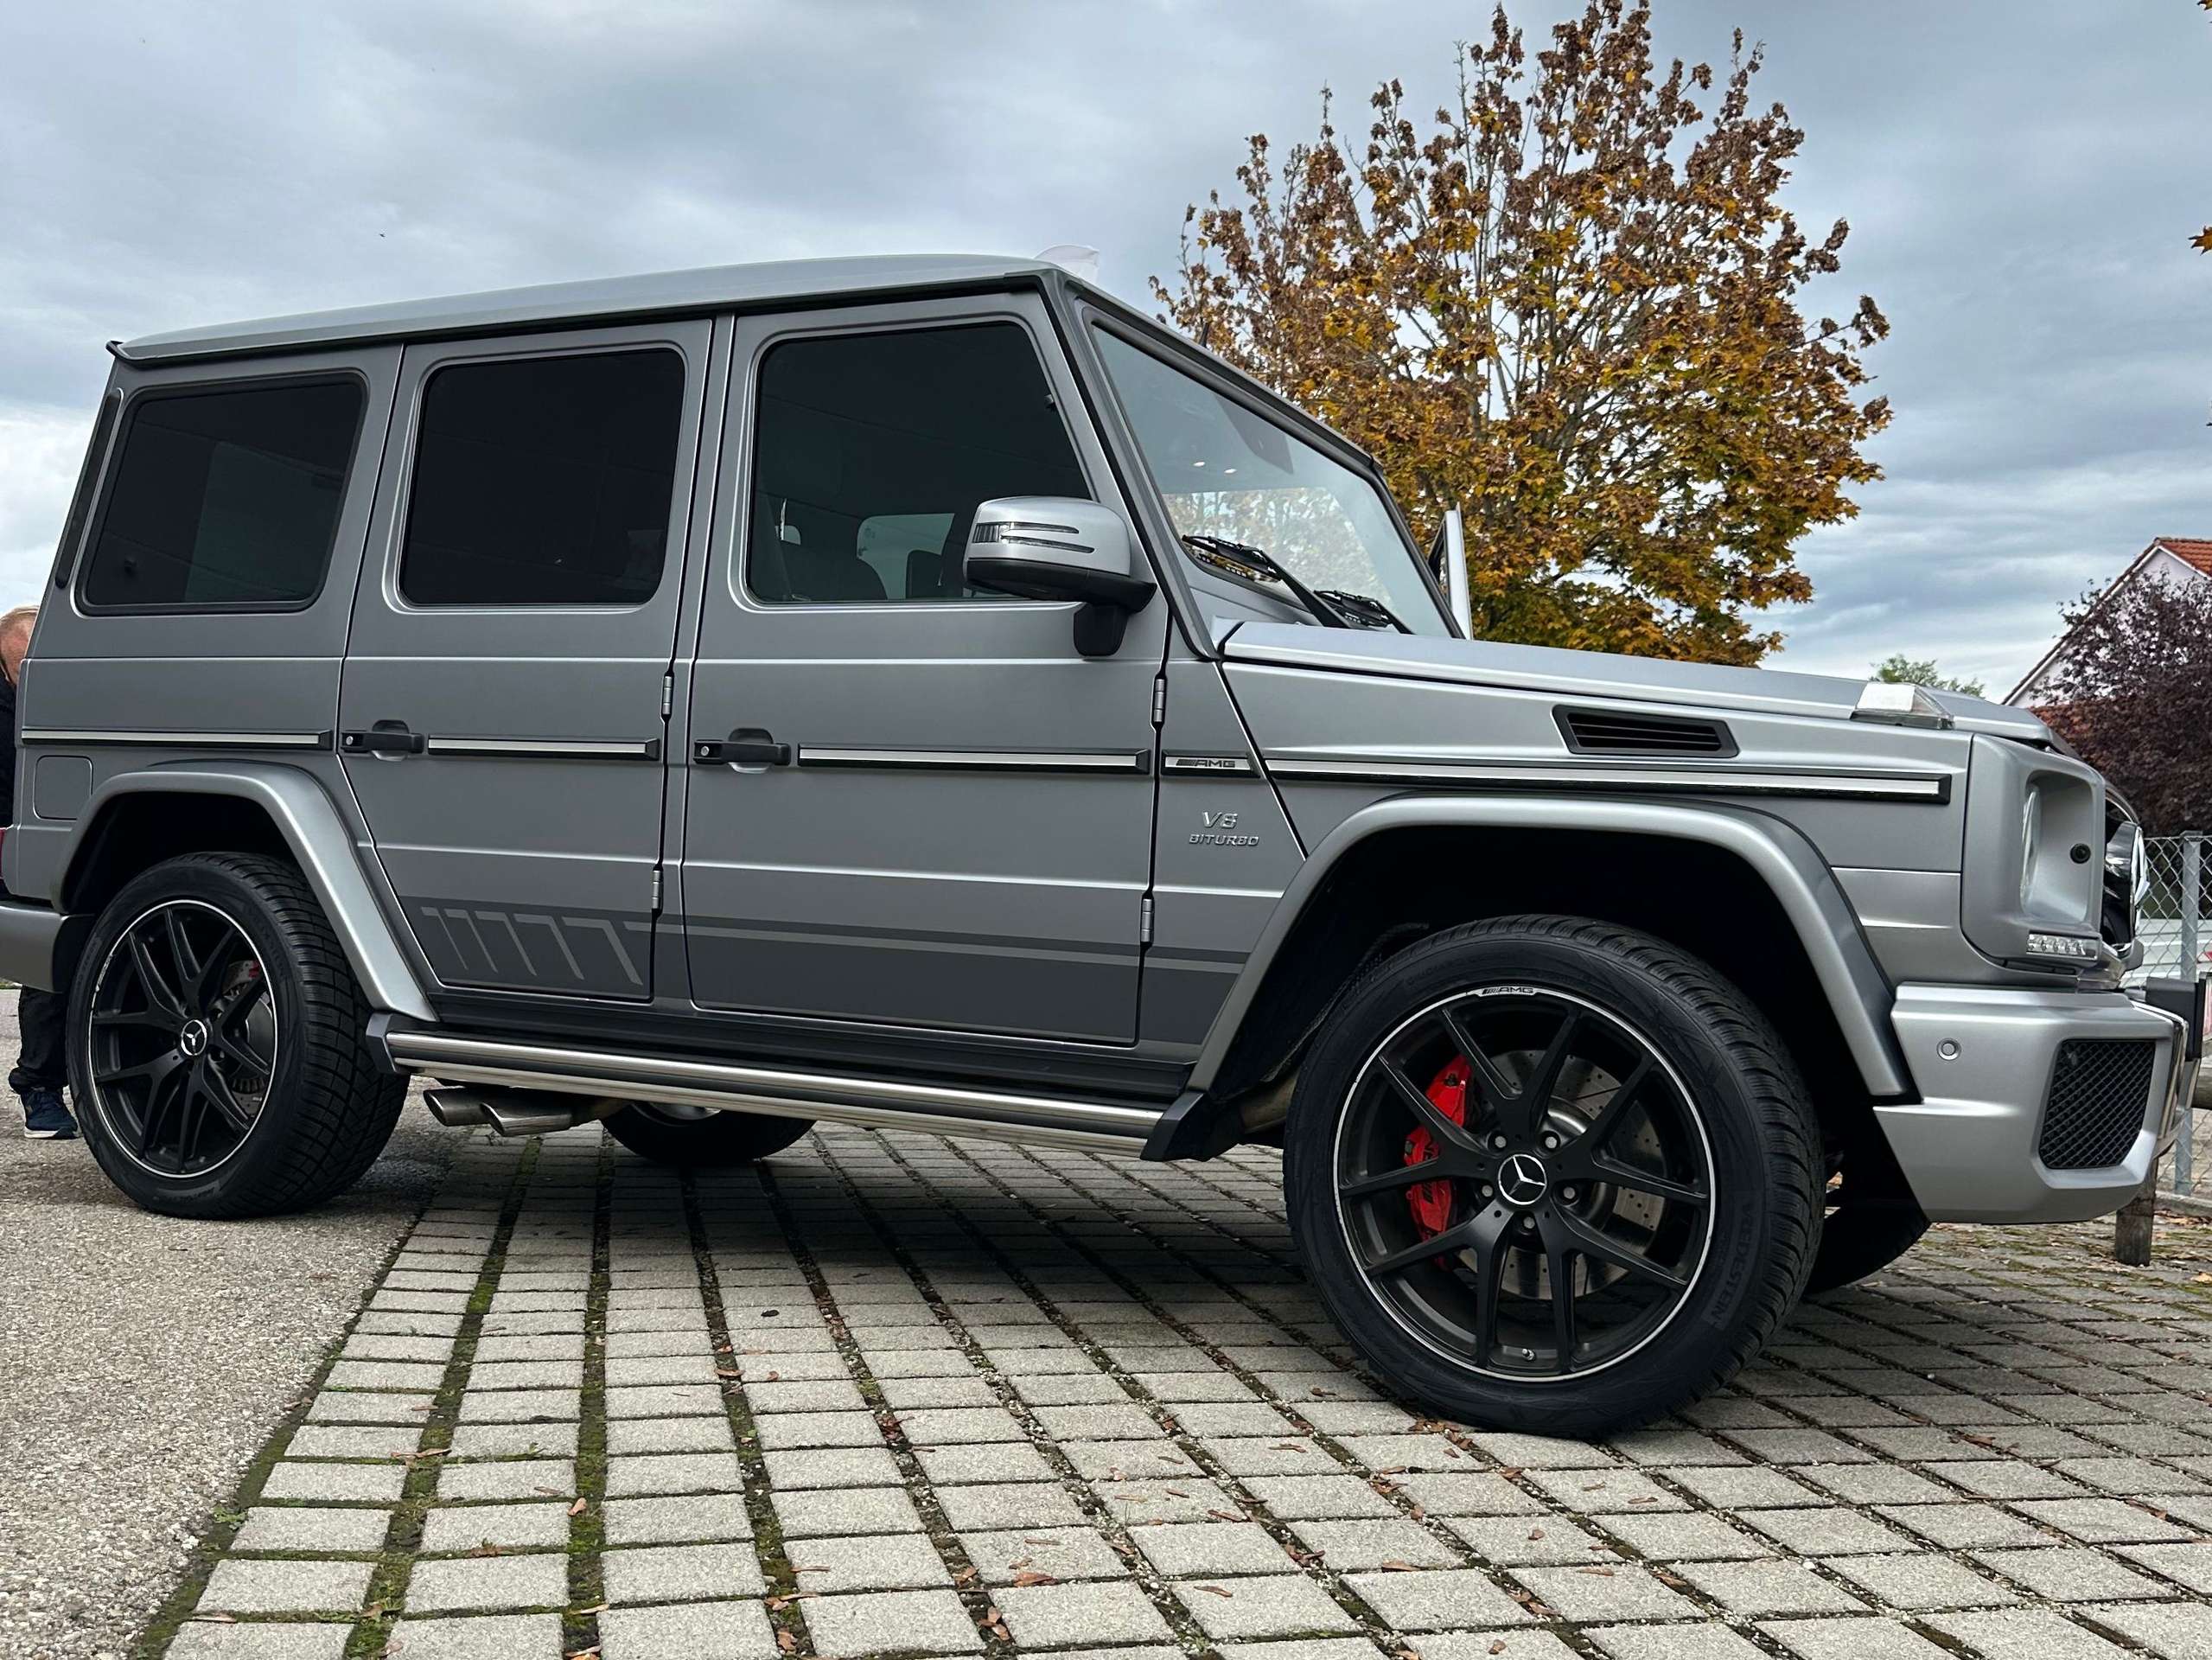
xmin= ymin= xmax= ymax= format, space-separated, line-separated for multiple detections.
xmin=1180 ymin=534 xmax=1349 ymax=629
xmin=1316 ymin=588 xmax=1411 ymax=634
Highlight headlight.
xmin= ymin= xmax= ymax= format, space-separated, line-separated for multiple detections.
xmin=1960 ymin=736 xmax=2106 ymax=970
xmin=2101 ymin=817 xmax=2146 ymax=951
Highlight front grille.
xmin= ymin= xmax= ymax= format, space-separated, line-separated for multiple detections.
xmin=2037 ymin=1038 xmax=2157 ymax=1169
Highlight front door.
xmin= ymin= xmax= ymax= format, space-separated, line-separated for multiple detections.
xmin=341 ymin=322 xmax=713 ymax=1001
xmin=679 ymin=298 xmax=1163 ymax=1044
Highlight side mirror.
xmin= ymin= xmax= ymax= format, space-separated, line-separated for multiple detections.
xmin=966 ymin=497 xmax=1155 ymax=657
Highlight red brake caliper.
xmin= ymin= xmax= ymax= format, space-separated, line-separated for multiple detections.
xmin=1404 ymin=1056 xmax=1470 ymax=1240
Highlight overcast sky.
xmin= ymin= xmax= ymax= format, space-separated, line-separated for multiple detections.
xmin=3 ymin=0 xmax=2206 ymax=692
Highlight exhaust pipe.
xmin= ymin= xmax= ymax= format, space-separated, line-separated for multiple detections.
xmin=424 ymin=1085 xmax=623 ymax=1139
xmin=481 ymin=1094 xmax=605 ymax=1137
xmin=424 ymin=1087 xmax=489 ymax=1128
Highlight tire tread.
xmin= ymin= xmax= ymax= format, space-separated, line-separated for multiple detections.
xmin=1290 ymin=911 xmax=1822 ymax=1434
xmin=74 ymin=852 xmax=404 ymax=1218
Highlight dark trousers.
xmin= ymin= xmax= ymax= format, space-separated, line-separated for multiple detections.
xmin=10 ymin=986 xmax=66 ymax=1096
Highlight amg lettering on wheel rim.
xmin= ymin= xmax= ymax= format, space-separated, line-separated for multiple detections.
xmin=86 ymin=899 xmax=277 ymax=1178
xmin=1332 ymin=986 xmax=1714 ymax=1381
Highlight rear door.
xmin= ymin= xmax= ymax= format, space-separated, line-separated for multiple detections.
xmin=678 ymin=297 xmax=1164 ymax=1044
xmin=339 ymin=322 xmax=712 ymax=1001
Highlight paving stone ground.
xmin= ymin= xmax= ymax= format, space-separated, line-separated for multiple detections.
xmin=139 ymin=1123 xmax=2212 ymax=1660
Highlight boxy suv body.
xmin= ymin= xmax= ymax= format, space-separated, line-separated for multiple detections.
xmin=3 ymin=256 xmax=2199 ymax=1433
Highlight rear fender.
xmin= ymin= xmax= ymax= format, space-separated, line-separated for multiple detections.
xmin=61 ymin=763 xmax=432 ymax=1019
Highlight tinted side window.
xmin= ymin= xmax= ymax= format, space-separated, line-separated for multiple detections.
xmin=80 ymin=378 xmax=363 ymax=610
xmin=748 ymin=323 xmax=1087 ymax=604
xmin=399 ymin=349 xmax=686 ymax=607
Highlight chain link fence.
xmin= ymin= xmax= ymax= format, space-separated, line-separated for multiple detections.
xmin=2140 ymin=833 xmax=2210 ymax=1197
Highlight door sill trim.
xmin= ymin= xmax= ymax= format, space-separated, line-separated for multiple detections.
xmin=381 ymin=1027 xmax=1163 ymax=1153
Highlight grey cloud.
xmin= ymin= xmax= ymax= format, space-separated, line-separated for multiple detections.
xmin=3 ymin=0 xmax=2206 ymax=689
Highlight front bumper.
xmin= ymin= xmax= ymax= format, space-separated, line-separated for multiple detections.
xmin=1877 ymin=983 xmax=2198 ymax=1223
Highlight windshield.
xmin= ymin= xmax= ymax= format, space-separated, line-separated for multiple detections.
xmin=1093 ymin=329 xmax=1450 ymax=635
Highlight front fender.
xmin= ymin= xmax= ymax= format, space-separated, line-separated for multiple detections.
xmin=1186 ymin=793 xmax=1909 ymax=1099
xmin=63 ymin=763 xmax=433 ymax=1020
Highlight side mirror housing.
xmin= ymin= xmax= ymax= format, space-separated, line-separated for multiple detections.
xmin=966 ymin=497 xmax=1155 ymax=657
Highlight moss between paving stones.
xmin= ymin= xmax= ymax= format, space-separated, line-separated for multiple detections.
xmin=559 ymin=1132 xmax=615 ymax=1657
xmin=682 ymin=1165 xmax=807 ymax=1656
xmin=347 ymin=1141 xmax=540 ymax=1658
xmin=131 ymin=1141 xmax=535 ymax=1660
xmin=801 ymin=1141 xmax=1218 ymax=1657
xmin=862 ymin=1135 xmax=1407 ymax=1648
xmin=755 ymin=1159 xmax=1011 ymax=1658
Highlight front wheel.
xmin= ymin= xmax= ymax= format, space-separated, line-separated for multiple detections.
xmin=70 ymin=853 xmax=405 ymax=1218
xmin=1284 ymin=915 xmax=1821 ymax=1438
xmin=603 ymin=1103 xmax=813 ymax=1166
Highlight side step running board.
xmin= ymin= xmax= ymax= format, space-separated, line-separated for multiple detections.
xmin=383 ymin=1029 xmax=1165 ymax=1153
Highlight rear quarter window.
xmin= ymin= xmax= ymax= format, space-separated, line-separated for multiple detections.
xmin=79 ymin=376 xmax=365 ymax=611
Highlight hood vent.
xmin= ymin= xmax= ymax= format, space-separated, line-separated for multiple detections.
xmin=1557 ymin=706 xmax=1737 ymax=758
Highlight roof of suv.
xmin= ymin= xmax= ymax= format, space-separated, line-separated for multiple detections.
xmin=115 ymin=254 xmax=1061 ymax=364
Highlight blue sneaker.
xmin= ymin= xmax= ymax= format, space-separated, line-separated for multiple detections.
xmin=22 ymin=1088 xmax=77 ymax=1140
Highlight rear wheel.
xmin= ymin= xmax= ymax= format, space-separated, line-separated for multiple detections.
xmin=70 ymin=853 xmax=405 ymax=1218
xmin=1284 ymin=915 xmax=1820 ymax=1437
xmin=603 ymin=1103 xmax=813 ymax=1166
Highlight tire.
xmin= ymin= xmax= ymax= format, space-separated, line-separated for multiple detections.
xmin=604 ymin=1104 xmax=813 ymax=1167
xmin=1805 ymin=1204 xmax=1928 ymax=1295
xmin=69 ymin=852 xmax=405 ymax=1219
xmin=1283 ymin=914 xmax=1821 ymax=1438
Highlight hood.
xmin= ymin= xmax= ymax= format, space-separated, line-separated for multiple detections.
xmin=1219 ymin=623 xmax=2053 ymax=743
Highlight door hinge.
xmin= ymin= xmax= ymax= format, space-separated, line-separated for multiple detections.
xmin=650 ymin=869 xmax=664 ymax=914
xmin=1151 ymin=676 xmax=1167 ymax=726
xmin=661 ymin=674 xmax=674 ymax=719
xmin=1139 ymin=893 xmax=1155 ymax=946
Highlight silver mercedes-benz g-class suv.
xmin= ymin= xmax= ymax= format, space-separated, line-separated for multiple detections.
xmin=3 ymin=256 xmax=2198 ymax=1434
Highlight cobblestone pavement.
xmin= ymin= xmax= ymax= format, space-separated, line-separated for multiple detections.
xmin=0 ymin=1047 xmax=450 ymax=1660
xmin=143 ymin=1124 xmax=2212 ymax=1660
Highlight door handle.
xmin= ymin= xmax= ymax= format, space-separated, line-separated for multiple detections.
xmin=692 ymin=727 xmax=791 ymax=767
xmin=341 ymin=722 xmax=427 ymax=756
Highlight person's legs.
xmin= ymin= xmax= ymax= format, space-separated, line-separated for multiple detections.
xmin=11 ymin=986 xmax=75 ymax=1139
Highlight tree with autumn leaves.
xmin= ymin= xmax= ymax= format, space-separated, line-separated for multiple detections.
xmin=1156 ymin=2 xmax=1889 ymax=664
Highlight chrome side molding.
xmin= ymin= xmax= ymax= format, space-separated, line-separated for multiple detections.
xmin=385 ymin=1029 xmax=1163 ymax=1153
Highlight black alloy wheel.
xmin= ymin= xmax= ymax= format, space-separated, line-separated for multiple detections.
xmin=1333 ymin=986 xmax=1714 ymax=1380
xmin=86 ymin=898 xmax=277 ymax=1178
xmin=1285 ymin=915 xmax=1820 ymax=1436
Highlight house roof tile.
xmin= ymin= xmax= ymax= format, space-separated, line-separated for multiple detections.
xmin=2153 ymin=537 xmax=2212 ymax=575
